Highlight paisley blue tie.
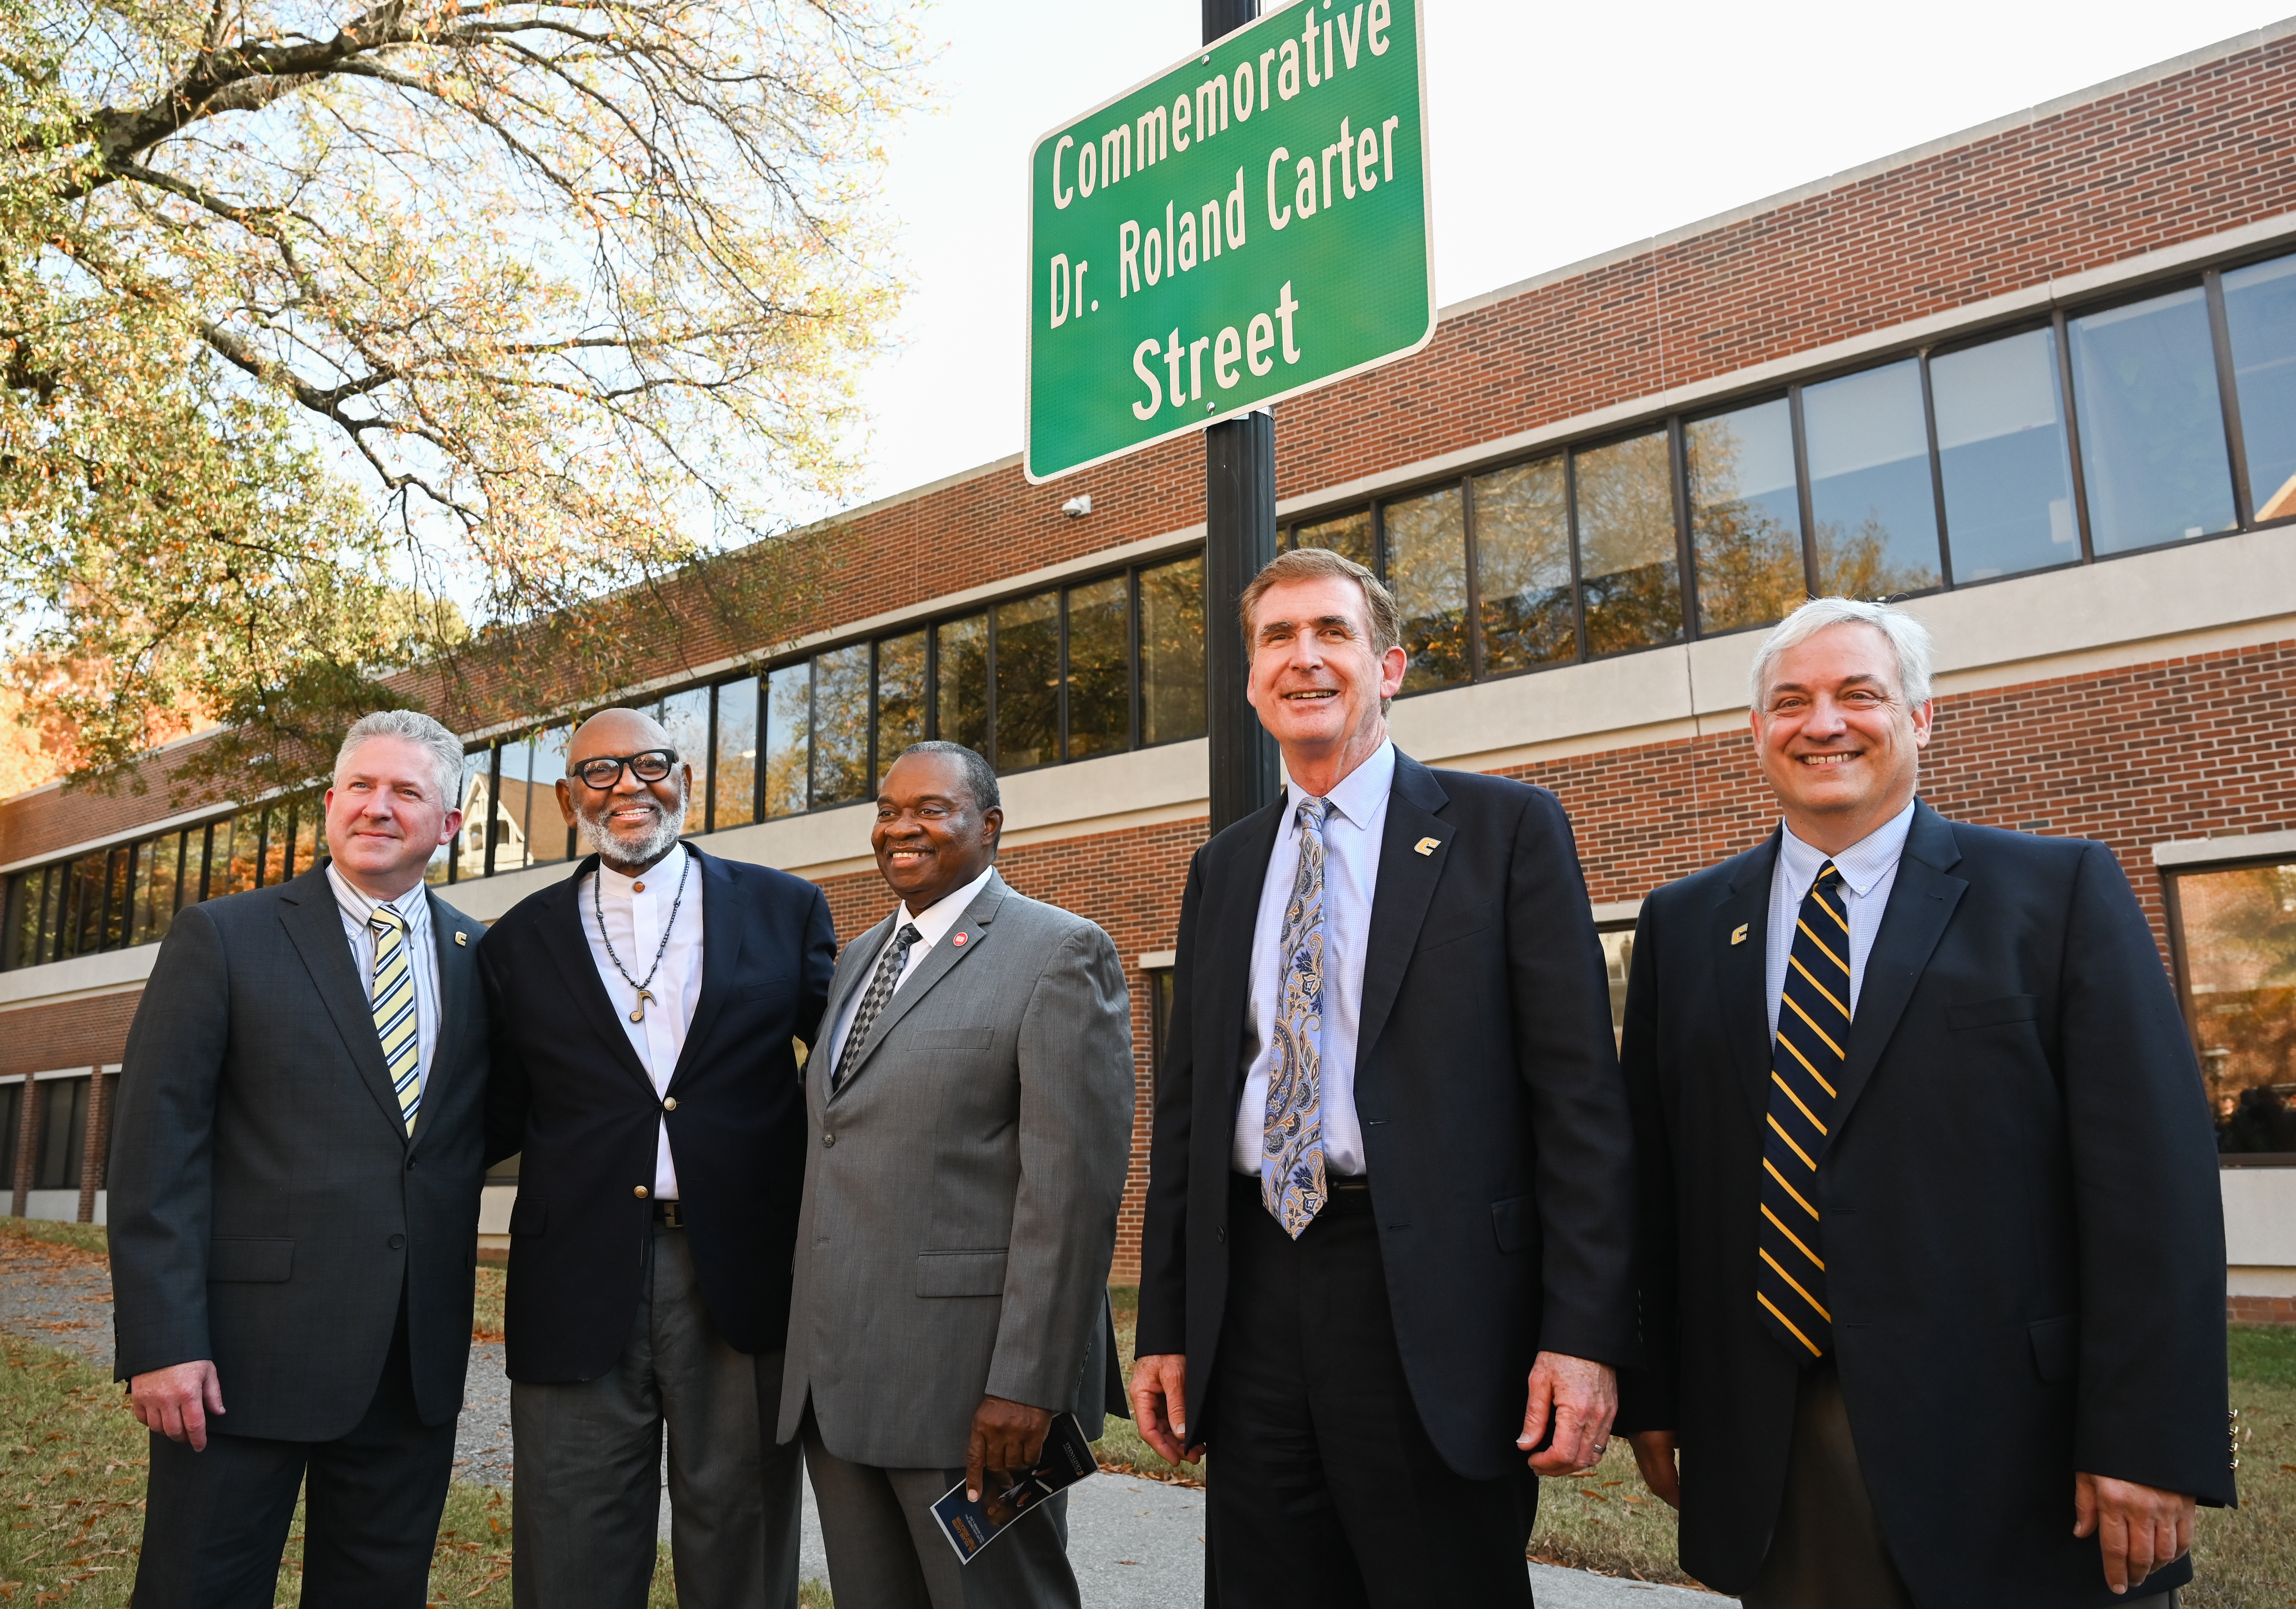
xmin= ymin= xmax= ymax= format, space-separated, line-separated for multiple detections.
xmin=1262 ymin=795 xmax=1330 ymax=1238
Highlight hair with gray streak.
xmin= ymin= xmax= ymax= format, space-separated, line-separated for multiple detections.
xmin=334 ymin=710 xmax=467 ymax=810
xmin=891 ymin=741 xmax=1000 ymax=818
xmin=1749 ymin=597 xmax=1934 ymax=710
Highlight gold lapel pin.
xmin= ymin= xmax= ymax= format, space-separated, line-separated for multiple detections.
xmin=1414 ymin=837 xmax=1441 ymax=856
xmin=454 ymin=931 xmax=468 ymax=946
xmin=1730 ymin=923 xmax=1749 ymax=946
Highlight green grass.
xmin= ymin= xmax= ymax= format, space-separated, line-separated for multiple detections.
xmin=0 ymin=1218 xmax=109 ymax=1259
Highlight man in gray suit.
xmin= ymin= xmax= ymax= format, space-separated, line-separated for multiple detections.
xmin=110 ymin=710 xmax=493 ymax=1608
xmin=778 ymin=741 xmax=1132 ymax=1609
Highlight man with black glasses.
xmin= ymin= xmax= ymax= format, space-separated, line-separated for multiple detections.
xmin=482 ymin=707 xmax=835 ymax=1609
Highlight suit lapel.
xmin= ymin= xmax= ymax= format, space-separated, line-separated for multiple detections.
xmin=277 ymin=865 xmax=412 ymax=1143
xmin=412 ymin=890 xmax=480 ymax=1147
xmin=668 ymin=847 xmax=744 ymax=1092
xmin=1209 ymin=796 xmax=1287 ymax=1110
xmin=1834 ymin=802 xmax=1966 ymax=1135
xmin=1713 ymin=833 xmax=1782 ymax=1131
xmin=535 ymin=854 xmax=659 ymax=1100
xmin=830 ymin=875 xmax=1008 ymax=1099
xmin=1356 ymin=755 xmax=1450 ymax=1064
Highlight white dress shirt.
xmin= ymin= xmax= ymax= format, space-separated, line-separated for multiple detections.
xmin=1765 ymin=799 xmax=1917 ymax=1038
xmin=579 ymin=843 xmax=704 ymax=1199
xmin=825 ymin=862 xmax=997 ymax=1074
xmin=1231 ymin=740 xmax=1396 ymax=1178
xmin=327 ymin=862 xmax=442 ymax=1106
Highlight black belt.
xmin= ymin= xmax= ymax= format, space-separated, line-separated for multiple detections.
xmin=1228 ymin=1170 xmax=1372 ymax=1214
xmin=653 ymin=1200 xmax=685 ymax=1228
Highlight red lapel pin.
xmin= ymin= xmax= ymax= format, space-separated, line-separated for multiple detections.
xmin=951 ymin=932 xmax=968 ymax=946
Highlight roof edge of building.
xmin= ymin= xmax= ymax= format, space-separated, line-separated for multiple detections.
xmin=1436 ymin=15 xmax=2296 ymax=326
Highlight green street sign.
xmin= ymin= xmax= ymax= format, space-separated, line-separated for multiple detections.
xmin=1023 ymin=0 xmax=1433 ymax=483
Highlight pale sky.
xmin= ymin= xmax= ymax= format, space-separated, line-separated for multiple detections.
xmin=849 ymin=0 xmax=2287 ymax=502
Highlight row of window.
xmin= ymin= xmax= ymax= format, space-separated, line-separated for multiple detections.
xmin=0 ymin=1075 xmax=101 ymax=1194
xmin=3 ymin=804 xmax=319 ymax=971
xmin=1290 ymin=251 xmax=2296 ymax=693
xmin=432 ymin=554 xmax=1208 ymax=882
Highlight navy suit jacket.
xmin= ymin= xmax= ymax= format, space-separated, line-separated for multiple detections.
xmin=481 ymin=843 xmax=834 ymax=1381
xmin=1137 ymin=753 xmax=1638 ymax=1480
xmin=1618 ymin=802 xmax=2232 ymax=1606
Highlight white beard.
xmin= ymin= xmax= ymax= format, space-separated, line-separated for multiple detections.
xmin=577 ymin=785 xmax=688 ymax=867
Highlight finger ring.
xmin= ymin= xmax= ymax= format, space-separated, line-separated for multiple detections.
xmin=1594 ymin=1443 xmax=1609 ymax=1457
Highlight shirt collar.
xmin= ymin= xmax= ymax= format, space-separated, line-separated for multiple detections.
xmin=1287 ymin=739 xmax=1396 ymax=832
xmin=1777 ymin=799 xmax=1918 ymax=900
xmin=327 ymin=860 xmax=428 ymax=928
xmin=593 ymin=841 xmax=689 ymax=902
xmin=899 ymin=862 xmax=997 ymax=946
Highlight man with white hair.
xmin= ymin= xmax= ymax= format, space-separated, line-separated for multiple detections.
xmin=111 ymin=709 xmax=494 ymax=1608
xmin=1616 ymin=598 xmax=2232 ymax=1607
xmin=480 ymin=705 xmax=833 ymax=1609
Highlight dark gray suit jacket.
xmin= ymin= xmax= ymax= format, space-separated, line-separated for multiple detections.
xmin=109 ymin=860 xmax=491 ymax=1440
xmin=778 ymin=873 xmax=1133 ymax=1469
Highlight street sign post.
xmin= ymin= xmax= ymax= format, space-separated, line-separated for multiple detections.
xmin=1024 ymin=0 xmax=1432 ymax=484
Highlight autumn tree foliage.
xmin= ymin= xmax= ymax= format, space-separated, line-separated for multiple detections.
xmin=0 ymin=0 xmax=913 ymax=794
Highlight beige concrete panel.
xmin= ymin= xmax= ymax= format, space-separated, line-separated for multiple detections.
xmin=0 ymin=946 xmax=157 ymax=1008
xmin=1389 ymin=653 xmax=1696 ymax=770
xmin=2223 ymin=1168 xmax=2296 ymax=1267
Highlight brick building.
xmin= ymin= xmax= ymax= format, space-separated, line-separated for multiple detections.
xmin=6 ymin=23 xmax=2296 ymax=1311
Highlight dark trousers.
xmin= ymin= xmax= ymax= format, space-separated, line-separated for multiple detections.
xmin=135 ymin=1297 xmax=457 ymax=1609
xmin=1204 ymin=1171 xmax=1538 ymax=1609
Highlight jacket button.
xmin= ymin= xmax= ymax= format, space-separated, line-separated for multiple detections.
xmin=387 ymin=1234 xmax=406 ymax=1250
xmin=822 ymin=1132 xmax=836 ymax=1148
xmin=1215 ymin=1224 xmax=1226 ymax=1243
xmin=663 ymin=1097 xmax=678 ymax=1112
xmin=634 ymin=1185 xmax=650 ymax=1200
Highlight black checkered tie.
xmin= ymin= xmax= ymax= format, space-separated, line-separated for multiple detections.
xmin=832 ymin=923 xmax=921 ymax=1090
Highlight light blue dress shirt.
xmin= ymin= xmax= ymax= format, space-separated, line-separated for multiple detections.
xmin=1765 ymin=799 xmax=1917 ymax=1038
xmin=326 ymin=862 xmax=441 ymax=1100
xmin=1231 ymin=740 xmax=1396 ymax=1178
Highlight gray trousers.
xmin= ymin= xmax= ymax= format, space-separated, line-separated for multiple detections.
xmin=799 ymin=1404 xmax=1080 ymax=1609
xmin=1744 ymin=1362 xmax=2177 ymax=1609
xmin=511 ymin=1223 xmax=804 ymax=1609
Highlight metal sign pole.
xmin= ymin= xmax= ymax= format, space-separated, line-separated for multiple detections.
xmin=1202 ymin=0 xmax=1280 ymax=834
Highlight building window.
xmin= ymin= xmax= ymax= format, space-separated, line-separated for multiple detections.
xmin=1146 ymin=966 xmax=1176 ymax=1087
xmin=1277 ymin=244 xmax=2296 ymax=692
xmin=2167 ymin=859 xmax=2296 ymax=1155
xmin=31 ymin=1075 xmax=91 ymax=1192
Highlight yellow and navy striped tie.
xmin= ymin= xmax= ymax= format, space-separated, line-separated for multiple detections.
xmin=1758 ymin=861 xmax=1849 ymax=1359
xmin=369 ymin=906 xmax=421 ymax=1135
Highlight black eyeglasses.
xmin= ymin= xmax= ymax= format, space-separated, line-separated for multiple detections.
xmin=569 ymin=750 xmax=679 ymax=790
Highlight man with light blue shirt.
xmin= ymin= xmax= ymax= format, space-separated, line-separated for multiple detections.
xmin=1617 ymin=597 xmax=2230 ymax=1609
xmin=1134 ymin=546 xmax=1638 ymax=1607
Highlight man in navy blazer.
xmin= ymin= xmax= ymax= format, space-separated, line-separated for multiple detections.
xmin=1619 ymin=598 xmax=2231 ymax=1608
xmin=482 ymin=707 xmax=834 ymax=1609
xmin=1132 ymin=548 xmax=1638 ymax=1606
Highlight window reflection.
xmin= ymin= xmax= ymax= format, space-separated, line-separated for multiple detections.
xmin=2173 ymin=861 xmax=2296 ymax=1151
xmin=2069 ymin=287 xmax=2236 ymax=554
xmin=712 ymin=677 xmax=759 ymax=830
xmin=1292 ymin=509 xmax=1375 ymax=570
xmin=874 ymin=635 xmax=927 ymax=781
xmin=1574 ymin=432 xmax=1681 ymax=654
xmin=994 ymin=592 xmax=1061 ymax=772
xmin=527 ymin=726 xmax=572 ymax=863
xmin=764 ymin=662 xmax=810 ymax=817
xmin=1932 ymin=329 xmax=2077 ymax=581
xmin=1686 ymin=401 xmax=1804 ymax=633
xmin=812 ymin=645 xmax=871 ymax=806
xmin=1802 ymin=361 xmax=1940 ymax=596
xmin=494 ymin=739 xmax=542 ymax=871
xmin=2224 ymin=253 xmax=2296 ymax=523
xmin=451 ymin=755 xmax=487 ymax=879
xmin=1066 ymin=576 xmax=1130 ymax=760
xmin=936 ymin=614 xmax=988 ymax=758
xmin=1473 ymin=459 xmax=1575 ymax=671
xmin=1139 ymin=557 xmax=1206 ymax=745
xmin=1385 ymin=486 xmax=1469 ymax=691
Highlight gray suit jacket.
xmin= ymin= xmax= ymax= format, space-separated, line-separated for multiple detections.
xmin=777 ymin=872 xmax=1132 ymax=1469
xmin=108 ymin=862 xmax=491 ymax=1440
